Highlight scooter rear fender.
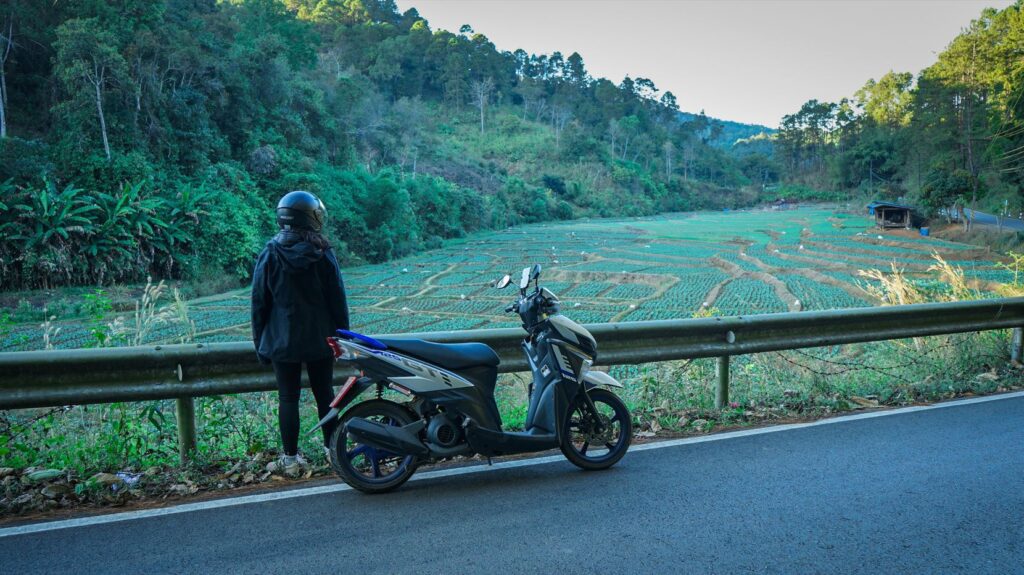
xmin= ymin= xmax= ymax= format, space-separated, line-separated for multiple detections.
xmin=308 ymin=376 xmax=375 ymax=434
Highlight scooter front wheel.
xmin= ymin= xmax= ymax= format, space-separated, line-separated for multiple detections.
xmin=560 ymin=388 xmax=632 ymax=470
xmin=329 ymin=399 xmax=420 ymax=494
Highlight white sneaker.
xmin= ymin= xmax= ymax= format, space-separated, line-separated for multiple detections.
xmin=268 ymin=453 xmax=308 ymax=477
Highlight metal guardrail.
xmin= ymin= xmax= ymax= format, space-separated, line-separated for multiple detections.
xmin=3 ymin=297 xmax=1024 ymax=462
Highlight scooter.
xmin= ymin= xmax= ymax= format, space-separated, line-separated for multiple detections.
xmin=312 ymin=264 xmax=631 ymax=493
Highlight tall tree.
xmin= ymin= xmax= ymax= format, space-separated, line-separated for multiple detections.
xmin=0 ymin=11 xmax=11 ymax=138
xmin=54 ymin=18 xmax=128 ymax=160
xmin=662 ymin=140 xmax=674 ymax=179
xmin=470 ymin=76 xmax=494 ymax=134
xmin=563 ymin=52 xmax=586 ymax=86
xmin=854 ymin=71 xmax=914 ymax=129
xmin=551 ymin=104 xmax=571 ymax=147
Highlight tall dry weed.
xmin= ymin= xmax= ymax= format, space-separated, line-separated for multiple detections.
xmin=926 ymin=253 xmax=978 ymax=301
xmin=109 ymin=277 xmax=174 ymax=346
xmin=40 ymin=312 xmax=61 ymax=350
xmin=857 ymin=262 xmax=926 ymax=306
xmin=170 ymin=287 xmax=197 ymax=344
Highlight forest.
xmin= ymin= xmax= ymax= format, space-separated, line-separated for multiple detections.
xmin=774 ymin=2 xmax=1024 ymax=222
xmin=0 ymin=0 xmax=771 ymax=290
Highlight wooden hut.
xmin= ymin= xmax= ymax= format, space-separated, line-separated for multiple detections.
xmin=867 ymin=201 xmax=913 ymax=229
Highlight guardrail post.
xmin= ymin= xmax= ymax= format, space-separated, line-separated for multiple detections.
xmin=715 ymin=355 xmax=730 ymax=409
xmin=176 ymin=397 xmax=196 ymax=464
xmin=1012 ymin=327 xmax=1024 ymax=364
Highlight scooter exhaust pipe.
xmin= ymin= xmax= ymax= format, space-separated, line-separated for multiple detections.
xmin=345 ymin=418 xmax=430 ymax=458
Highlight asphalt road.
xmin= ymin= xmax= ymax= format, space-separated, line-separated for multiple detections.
xmin=963 ymin=209 xmax=1024 ymax=231
xmin=3 ymin=394 xmax=1023 ymax=574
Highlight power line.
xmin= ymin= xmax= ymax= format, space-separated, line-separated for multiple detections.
xmin=989 ymin=80 xmax=1024 ymax=138
xmin=993 ymin=124 xmax=1024 ymax=140
xmin=994 ymin=144 xmax=1024 ymax=165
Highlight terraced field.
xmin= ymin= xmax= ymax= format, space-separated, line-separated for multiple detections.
xmin=2 ymin=207 xmax=1011 ymax=351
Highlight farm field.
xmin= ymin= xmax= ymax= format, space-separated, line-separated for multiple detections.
xmin=1 ymin=207 xmax=1011 ymax=352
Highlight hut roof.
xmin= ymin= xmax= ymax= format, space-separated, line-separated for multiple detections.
xmin=867 ymin=201 xmax=914 ymax=211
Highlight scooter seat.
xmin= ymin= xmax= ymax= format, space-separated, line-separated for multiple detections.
xmin=376 ymin=338 xmax=501 ymax=370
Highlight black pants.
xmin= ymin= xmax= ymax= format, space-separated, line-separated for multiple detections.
xmin=272 ymin=358 xmax=336 ymax=455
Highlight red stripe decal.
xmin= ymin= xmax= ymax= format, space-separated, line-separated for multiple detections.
xmin=330 ymin=376 xmax=358 ymax=408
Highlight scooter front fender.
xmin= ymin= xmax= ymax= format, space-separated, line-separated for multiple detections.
xmin=582 ymin=370 xmax=623 ymax=389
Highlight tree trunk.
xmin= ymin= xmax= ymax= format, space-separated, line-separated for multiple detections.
xmin=0 ymin=67 xmax=6 ymax=138
xmin=963 ymin=41 xmax=979 ymax=233
xmin=94 ymin=65 xmax=111 ymax=160
xmin=0 ymin=18 xmax=10 ymax=139
xmin=968 ymin=180 xmax=978 ymax=232
xmin=965 ymin=93 xmax=976 ymax=233
xmin=132 ymin=59 xmax=142 ymax=133
xmin=479 ymin=101 xmax=485 ymax=135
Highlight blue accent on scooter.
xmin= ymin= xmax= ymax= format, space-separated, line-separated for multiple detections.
xmin=336 ymin=329 xmax=388 ymax=350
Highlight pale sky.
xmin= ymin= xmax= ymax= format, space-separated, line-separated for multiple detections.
xmin=395 ymin=0 xmax=1014 ymax=128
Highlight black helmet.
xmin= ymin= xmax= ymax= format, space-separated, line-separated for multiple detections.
xmin=276 ymin=191 xmax=326 ymax=232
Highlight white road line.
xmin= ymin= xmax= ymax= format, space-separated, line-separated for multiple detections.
xmin=2 ymin=389 xmax=1022 ymax=539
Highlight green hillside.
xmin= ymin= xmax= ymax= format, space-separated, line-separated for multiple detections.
xmin=3 ymin=0 xmax=1017 ymax=293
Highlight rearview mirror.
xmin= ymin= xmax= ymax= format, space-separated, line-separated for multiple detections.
xmin=519 ymin=267 xmax=531 ymax=289
xmin=495 ymin=275 xmax=511 ymax=289
xmin=530 ymin=263 xmax=542 ymax=280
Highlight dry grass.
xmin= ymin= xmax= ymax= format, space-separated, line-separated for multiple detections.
xmin=857 ymin=262 xmax=927 ymax=306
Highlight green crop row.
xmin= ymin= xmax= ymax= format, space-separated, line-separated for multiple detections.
xmin=601 ymin=283 xmax=657 ymax=300
xmin=715 ymin=279 xmax=788 ymax=315
xmin=569 ymin=261 xmax=655 ymax=273
xmin=621 ymin=307 xmax=693 ymax=321
xmin=658 ymin=271 xmax=731 ymax=309
xmin=778 ymin=274 xmax=871 ymax=311
xmin=563 ymin=282 xmax=618 ymax=298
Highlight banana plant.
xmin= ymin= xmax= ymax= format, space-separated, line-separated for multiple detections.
xmin=151 ymin=183 xmax=213 ymax=257
xmin=82 ymin=188 xmax=139 ymax=282
xmin=0 ymin=178 xmax=24 ymax=241
xmin=118 ymin=182 xmax=166 ymax=243
xmin=0 ymin=179 xmax=22 ymax=284
xmin=14 ymin=180 xmax=98 ymax=250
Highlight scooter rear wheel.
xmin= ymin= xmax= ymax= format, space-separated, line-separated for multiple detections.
xmin=560 ymin=388 xmax=632 ymax=470
xmin=329 ymin=399 xmax=420 ymax=494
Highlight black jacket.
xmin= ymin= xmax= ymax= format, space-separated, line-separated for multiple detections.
xmin=251 ymin=231 xmax=350 ymax=363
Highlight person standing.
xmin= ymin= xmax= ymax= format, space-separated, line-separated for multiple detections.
xmin=251 ymin=191 xmax=350 ymax=475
